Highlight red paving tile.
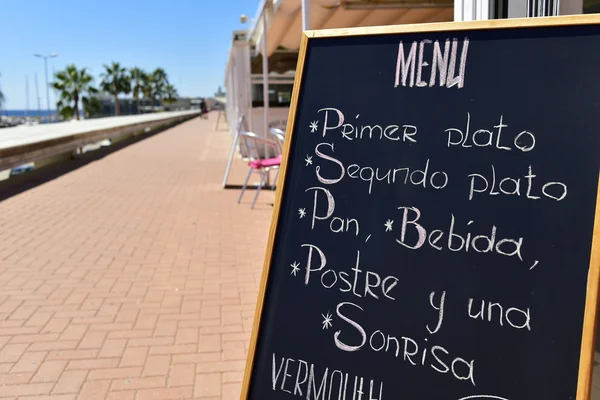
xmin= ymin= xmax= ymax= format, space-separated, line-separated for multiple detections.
xmin=0 ymin=114 xmax=274 ymax=398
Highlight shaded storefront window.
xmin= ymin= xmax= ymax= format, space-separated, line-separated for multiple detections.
xmin=252 ymin=83 xmax=293 ymax=107
xmin=584 ymin=0 xmax=600 ymax=12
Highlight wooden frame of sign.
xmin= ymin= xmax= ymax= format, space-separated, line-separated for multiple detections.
xmin=241 ymin=14 xmax=600 ymax=400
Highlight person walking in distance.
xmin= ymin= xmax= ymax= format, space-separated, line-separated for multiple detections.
xmin=200 ymin=99 xmax=208 ymax=119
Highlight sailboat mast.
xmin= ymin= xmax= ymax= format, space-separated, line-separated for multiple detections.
xmin=25 ymin=75 xmax=29 ymax=118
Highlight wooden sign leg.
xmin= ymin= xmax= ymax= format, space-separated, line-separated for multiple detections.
xmin=215 ymin=110 xmax=222 ymax=130
xmin=577 ymin=175 xmax=600 ymax=400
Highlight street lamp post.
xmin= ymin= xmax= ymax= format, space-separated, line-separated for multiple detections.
xmin=34 ymin=52 xmax=58 ymax=123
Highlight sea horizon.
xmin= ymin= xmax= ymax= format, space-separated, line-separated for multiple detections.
xmin=2 ymin=109 xmax=58 ymax=117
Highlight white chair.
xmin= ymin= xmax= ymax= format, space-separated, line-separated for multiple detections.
xmin=237 ymin=132 xmax=282 ymax=209
xmin=269 ymin=129 xmax=286 ymax=185
xmin=269 ymin=128 xmax=286 ymax=154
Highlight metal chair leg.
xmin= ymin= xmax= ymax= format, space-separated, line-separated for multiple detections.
xmin=238 ymin=168 xmax=253 ymax=204
xmin=251 ymin=170 xmax=267 ymax=209
xmin=272 ymin=169 xmax=280 ymax=189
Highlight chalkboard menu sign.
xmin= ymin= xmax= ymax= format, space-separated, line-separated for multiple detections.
xmin=241 ymin=15 xmax=600 ymax=400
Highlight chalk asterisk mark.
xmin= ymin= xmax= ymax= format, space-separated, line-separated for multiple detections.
xmin=321 ymin=311 xmax=333 ymax=330
xmin=290 ymin=261 xmax=300 ymax=276
xmin=384 ymin=219 xmax=394 ymax=232
xmin=305 ymin=155 xmax=313 ymax=166
xmin=309 ymin=121 xmax=319 ymax=133
xmin=298 ymin=208 xmax=306 ymax=219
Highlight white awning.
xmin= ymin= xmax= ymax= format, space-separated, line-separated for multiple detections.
xmin=250 ymin=0 xmax=454 ymax=57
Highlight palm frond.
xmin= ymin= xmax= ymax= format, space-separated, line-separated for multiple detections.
xmin=59 ymin=106 xmax=74 ymax=120
xmin=100 ymin=62 xmax=131 ymax=96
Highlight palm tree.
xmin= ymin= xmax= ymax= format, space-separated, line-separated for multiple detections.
xmin=141 ymin=72 xmax=153 ymax=112
xmin=52 ymin=64 xmax=98 ymax=120
xmin=100 ymin=62 xmax=131 ymax=116
xmin=151 ymin=68 xmax=169 ymax=111
xmin=162 ymin=84 xmax=178 ymax=106
xmin=129 ymin=67 xmax=145 ymax=114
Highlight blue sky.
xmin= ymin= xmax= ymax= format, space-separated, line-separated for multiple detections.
xmin=0 ymin=0 xmax=258 ymax=109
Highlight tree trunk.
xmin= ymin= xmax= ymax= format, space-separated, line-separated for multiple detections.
xmin=114 ymin=93 xmax=120 ymax=116
xmin=74 ymin=100 xmax=80 ymax=120
xmin=74 ymin=93 xmax=80 ymax=120
xmin=136 ymin=95 xmax=141 ymax=114
xmin=151 ymin=96 xmax=155 ymax=112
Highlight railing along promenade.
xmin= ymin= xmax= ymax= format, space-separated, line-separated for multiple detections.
xmin=0 ymin=110 xmax=200 ymax=171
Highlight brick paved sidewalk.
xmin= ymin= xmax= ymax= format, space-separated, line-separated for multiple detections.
xmin=0 ymin=115 xmax=275 ymax=399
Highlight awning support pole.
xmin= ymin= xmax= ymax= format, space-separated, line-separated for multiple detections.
xmin=261 ymin=10 xmax=271 ymax=186
xmin=302 ymin=0 xmax=311 ymax=30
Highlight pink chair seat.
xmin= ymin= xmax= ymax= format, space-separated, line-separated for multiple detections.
xmin=249 ymin=155 xmax=282 ymax=169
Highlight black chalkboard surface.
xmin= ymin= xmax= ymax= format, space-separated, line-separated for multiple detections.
xmin=242 ymin=15 xmax=600 ymax=400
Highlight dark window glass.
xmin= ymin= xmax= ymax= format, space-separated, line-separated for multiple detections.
xmin=252 ymin=83 xmax=293 ymax=107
